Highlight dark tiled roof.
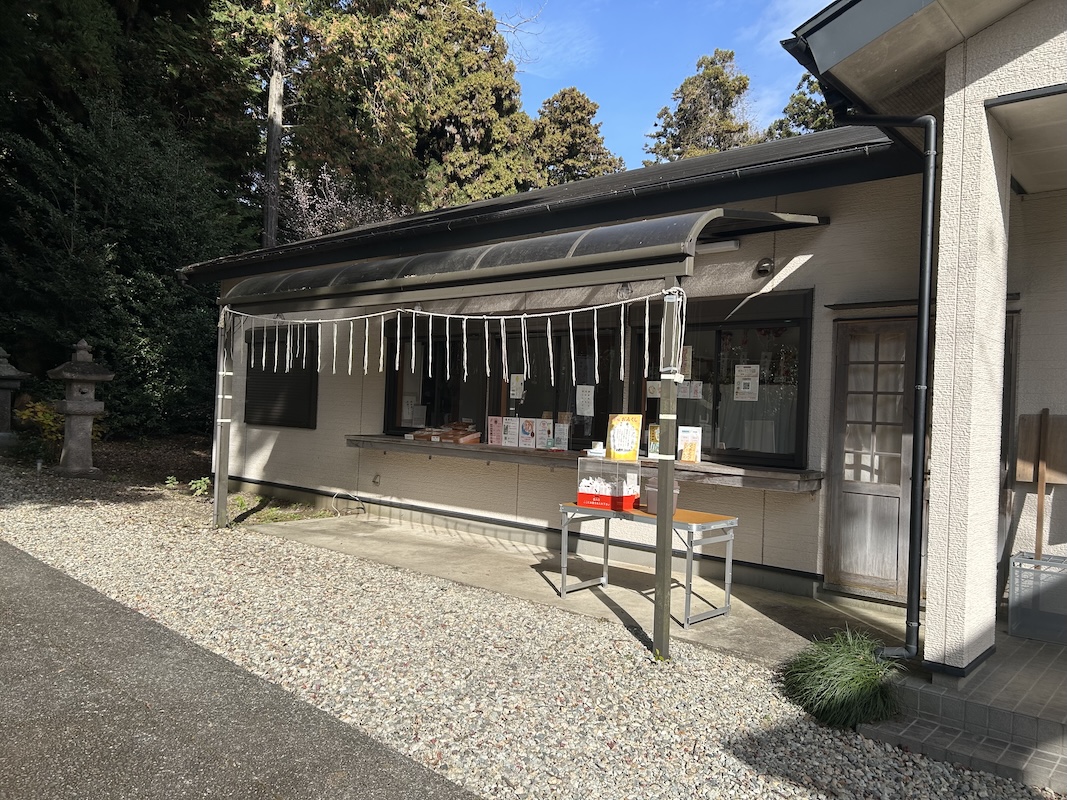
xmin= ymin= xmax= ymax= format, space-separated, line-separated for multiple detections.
xmin=182 ymin=126 xmax=917 ymax=283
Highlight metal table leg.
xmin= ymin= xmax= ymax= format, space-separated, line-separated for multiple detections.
xmin=559 ymin=508 xmax=610 ymax=597
xmin=683 ymin=529 xmax=735 ymax=628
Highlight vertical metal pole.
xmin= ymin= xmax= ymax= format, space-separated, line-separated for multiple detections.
xmin=653 ymin=295 xmax=680 ymax=660
xmin=212 ymin=310 xmax=232 ymax=529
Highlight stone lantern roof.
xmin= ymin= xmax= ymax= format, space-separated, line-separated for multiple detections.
xmin=46 ymin=340 xmax=115 ymax=383
xmin=0 ymin=347 xmax=31 ymax=388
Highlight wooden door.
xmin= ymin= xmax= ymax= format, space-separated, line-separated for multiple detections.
xmin=827 ymin=320 xmax=916 ymax=599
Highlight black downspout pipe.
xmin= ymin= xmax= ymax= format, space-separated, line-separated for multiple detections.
xmin=844 ymin=114 xmax=937 ymax=660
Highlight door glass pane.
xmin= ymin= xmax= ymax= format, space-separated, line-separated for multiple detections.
xmin=847 ymin=394 xmax=873 ymax=422
xmin=875 ymin=454 xmax=901 ymax=484
xmin=848 ymin=364 xmax=874 ymax=391
xmin=844 ymin=450 xmax=875 ymax=482
xmin=877 ymin=363 xmax=905 ymax=392
xmin=875 ymin=424 xmax=902 ymax=454
xmin=845 ymin=423 xmax=872 ymax=451
xmin=877 ymin=394 xmax=903 ymax=423
xmin=849 ymin=333 xmax=876 ymax=361
xmin=880 ymin=333 xmax=907 ymax=362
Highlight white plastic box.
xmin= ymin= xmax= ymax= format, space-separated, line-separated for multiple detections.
xmin=644 ymin=477 xmax=680 ymax=515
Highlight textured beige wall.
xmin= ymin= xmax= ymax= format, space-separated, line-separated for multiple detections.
xmin=925 ymin=0 xmax=1067 ymax=670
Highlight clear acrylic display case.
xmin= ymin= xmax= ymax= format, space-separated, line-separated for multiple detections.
xmin=576 ymin=457 xmax=641 ymax=510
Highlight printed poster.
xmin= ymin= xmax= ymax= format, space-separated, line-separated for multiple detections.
xmin=647 ymin=424 xmax=660 ymax=456
xmin=535 ymin=418 xmax=554 ymax=449
xmin=553 ymin=423 xmax=570 ymax=451
xmin=488 ymin=416 xmax=503 ymax=446
xmin=677 ymin=426 xmax=702 ymax=463
xmin=734 ymin=364 xmax=760 ymax=402
xmin=519 ymin=418 xmax=537 ymax=449
xmin=502 ymin=417 xmax=519 ymax=447
xmin=606 ymin=413 xmax=642 ymax=461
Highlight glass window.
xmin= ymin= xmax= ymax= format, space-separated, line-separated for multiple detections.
xmin=383 ymin=316 xmax=624 ymax=450
xmin=632 ymin=292 xmax=811 ymax=468
xmin=384 ymin=318 xmax=488 ymax=433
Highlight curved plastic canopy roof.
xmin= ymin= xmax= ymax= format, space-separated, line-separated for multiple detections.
xmin=224 ymin=208 xmax=824 ymax=307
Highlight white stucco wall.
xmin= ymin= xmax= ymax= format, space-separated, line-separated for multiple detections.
xmin=225 ymin=174 xmax=925 ymax=587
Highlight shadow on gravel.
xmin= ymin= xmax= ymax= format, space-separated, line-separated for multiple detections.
xmin=724 ymin=719 xmax=1053 ymax=799
xmin=0 ymin=459 xmax=211 ymax=512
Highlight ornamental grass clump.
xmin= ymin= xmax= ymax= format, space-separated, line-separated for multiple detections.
xmin=782 ymin=627 xmax=902 ymax=729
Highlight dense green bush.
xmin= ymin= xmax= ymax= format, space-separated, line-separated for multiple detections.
xmin=781 ymin=628 xmax=901 ymax=729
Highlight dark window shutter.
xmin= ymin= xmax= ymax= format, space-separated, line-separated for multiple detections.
xmin=244 ymin=329 xmax=318 ymax=429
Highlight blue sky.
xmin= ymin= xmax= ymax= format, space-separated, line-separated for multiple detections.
xmin=482 ymin=0 xmax=828 ymax=169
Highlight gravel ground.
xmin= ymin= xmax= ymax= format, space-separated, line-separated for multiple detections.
xmin=0 ymin=453 xmax=1061 ymax=800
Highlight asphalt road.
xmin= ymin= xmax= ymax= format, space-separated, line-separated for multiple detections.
xmin=0 ymin=540 xmax=480 ymax=800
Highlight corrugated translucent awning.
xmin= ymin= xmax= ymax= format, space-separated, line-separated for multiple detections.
xmin=224 ymin=208 xmax=825 ymax=307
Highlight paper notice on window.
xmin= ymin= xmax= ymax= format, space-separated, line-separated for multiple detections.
xmin=402 ymin=394 xmax=416 ymax=424
xmin=509 ymin=374 xmax=525 ymax=399
xmin=734 ymin=364 xmax=760 ymax=401
xmin=646 ymin=380 xmax=662 ymax=399
xmin=576 ymin=384 xmax=595 ymax=417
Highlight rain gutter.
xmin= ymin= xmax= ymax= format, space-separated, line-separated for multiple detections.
xmin=842 ymin=113 xmax=937 ymax=662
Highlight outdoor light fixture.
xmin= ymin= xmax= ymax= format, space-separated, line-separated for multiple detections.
xmin=755 ymin=257 xmax=775 ymax=277
xmin=694 ymin=239 xmax=740 ymax=255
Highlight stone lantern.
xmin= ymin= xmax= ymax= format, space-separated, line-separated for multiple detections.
xmin=47 ymin=340 xmax=115 ymax=477
xmin=0 ymin=347 xmax=32 ymax=453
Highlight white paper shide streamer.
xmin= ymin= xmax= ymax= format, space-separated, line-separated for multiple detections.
xmin=223 ymin=289 xmax=686 ymax=394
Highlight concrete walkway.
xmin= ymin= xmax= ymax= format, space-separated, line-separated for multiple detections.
xmin=0 ymin=540 xmax=478 ymax=800
xmin=250 ymin=513 xmax=910 ymax=667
